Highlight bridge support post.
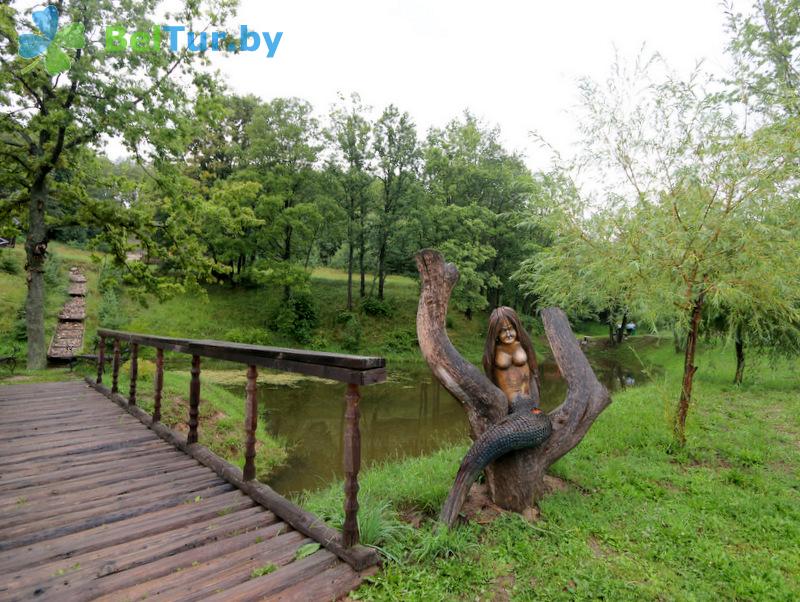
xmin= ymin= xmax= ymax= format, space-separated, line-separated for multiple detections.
xmin=96 ymin=335 xmax=105 ymax=384
xmin=128 ymin=343 xmax=138 ymax=405
xmin=153 ymin=347 xmax=163 ymax=422
xmin=343 ymin=383 xmax=361 ymax=547
xmin=243 ymin=365 xmax=258 ymax=480
xmin=111 ymin=338 xmax=120 ymax=394
xmin=188 ymin=354 xmax=201 ymax=444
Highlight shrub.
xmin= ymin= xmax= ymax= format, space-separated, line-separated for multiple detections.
xmin=99 ymin=288 xmax=124 ymax=330
xmin=361 ymin=296 xmax=392 ymax=318
xmin=224 ymin=327 xmax=271 ymax=346
xmin=384 ymin=327 xmax=418 ymax=353
xmin=12 ymin=306 xmax=27 ymax=341
xmin=341 ymin=313 xmax=361 ymax=353
xmin=43 ymin=252 xmax=63 ymax=287
xmin=270 ymin=291 xmax=318 ymax=345
xmin=0 ymin=253 xmax=20 ymax=275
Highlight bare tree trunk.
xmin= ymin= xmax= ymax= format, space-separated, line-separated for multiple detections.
xmin=359 ymin=208 xmax=366 ymax=299
xmin=377 ymin=239 xmax=387 ymax=301
xmin=416 ymin=250 xmax=611 ymax=509
xmin=25 ymin=177 xmax=48 ymax=370
xmin=347 ymin=230 xmax=354 ymax=311
xmin=282 ymin=225 xmax=292 ymax=301
xmin=734 ymin=326 xmax=745 ymax=386
xmin=673 ymin=325 xmax=684 ymax=354
xmin=674 ymin=291 xmax=705 ymax=446
xmin=616 ymin=311 xmax=627 ymax=345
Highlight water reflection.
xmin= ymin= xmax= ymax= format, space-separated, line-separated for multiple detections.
xmin=241 ymin=354 xmax=650 ymax=496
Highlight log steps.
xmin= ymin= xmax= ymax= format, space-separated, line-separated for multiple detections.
xmin=47 ymin=267 xmax=87 ymax=360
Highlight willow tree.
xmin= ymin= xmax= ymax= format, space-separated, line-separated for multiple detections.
xmin=518 ymin=56 xmax=800 ymax=446
xmin=0 ymin=0 xmax=238 ymax=368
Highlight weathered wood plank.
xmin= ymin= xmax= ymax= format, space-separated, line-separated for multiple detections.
xmin=270 ymin=562 xmax=373 ymax=601
xmin=0 ymin=449 xmax=194 ymax=490
xmin=97 ymin=531 xmax=310 ymax=602
xmin=16 ymin=514 xmax=281 ymax=602
xmin=0 ymin=483 xmax=235 ymax=548
xmin=0 ymin=464 xmax=209 ymax=509
xmin=0 ymin=490 xmax=253 ymax=570
xmin=2 ymin=474 xmax=224 ymax=528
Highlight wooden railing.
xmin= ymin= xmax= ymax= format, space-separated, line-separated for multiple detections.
xmin=95 ymin=328 xmax=387 ymax=550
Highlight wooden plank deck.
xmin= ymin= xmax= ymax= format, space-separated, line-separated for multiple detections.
xmin=0 ymin=381 xmax=375 ymax=601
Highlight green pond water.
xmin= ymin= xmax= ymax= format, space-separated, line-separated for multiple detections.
xmin=224 ymin=352 xmax=652 ymax=497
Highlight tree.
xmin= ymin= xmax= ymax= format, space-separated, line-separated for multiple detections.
xmin=424 ymin=113 xmax=539 ymax=310
xmin=726 ymin=0 xmax=800 ymax=117
xmin=242 ymin=97 xmax=326 ymax=299
xmin=0 ymin=0 xmax=238 ymax=368
xmin=515 ymin=170 xmax=645 ymax=344
xmin=326 ymin=93 xmax=374 ymax=309
xmin=372 ymin=105 xmax=420 ymax=300
xmin=520 ymin=55 xmax=800 ymax=445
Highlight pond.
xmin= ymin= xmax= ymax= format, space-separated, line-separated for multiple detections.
xmin=227 ymin=352 xmax=652 ymax=497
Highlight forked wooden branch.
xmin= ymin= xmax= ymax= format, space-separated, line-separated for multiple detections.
xmin=415 ymin=249 xmax=508 ymax=438
xmin=535 ymin=307 xmax=611 ymax=466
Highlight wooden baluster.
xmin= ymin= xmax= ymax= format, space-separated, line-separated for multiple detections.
xmin=243 ymin=365 xmax=258 ymax=480
xmin=96 ymin=334 xmax=105 ymax=384
xmin=128 ymin=342 xmax=139 ymax=405
xmin=111 ymin=338 xmax=121 ymax=394
xmin=342 ymin=383 xmax=361 ymax=547
xmin=153 ymin=347 xmax=164 ymax=422
xmin=188 ymin=354 xmax=201 ymax=444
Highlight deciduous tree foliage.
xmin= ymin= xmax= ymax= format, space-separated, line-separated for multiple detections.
xmin=0 ymin=0 xmax=238 ymax=368
xmin=517 ymin=55 xmax=800 ymax=446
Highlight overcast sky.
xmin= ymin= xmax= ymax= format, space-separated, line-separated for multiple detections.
xmin=201 ymin=0 xmax=734 ymax=172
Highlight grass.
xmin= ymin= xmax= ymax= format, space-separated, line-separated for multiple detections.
xmin=115 ymin=267 xmax=487 ymax=363
xmin=109 ymin=360 xmax=288 ymax=479
xmin=301 ymin=341 xmax=800 ymax=601
xmin=0 ymin=242 xmax=101 ymax=362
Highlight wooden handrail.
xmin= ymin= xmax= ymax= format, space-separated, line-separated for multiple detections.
xmin=95 ymin=328 xmax=387 ymax=549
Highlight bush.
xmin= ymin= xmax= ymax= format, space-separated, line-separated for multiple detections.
xmin=43 ymin=252 xmax=63 ymax=287
xmin=384 ymin=327 xmax=418 ymax=353
xmin=270 ymin=291 xmax=318 ymax=344
xmin=361 ymin=296 xmax=392 ymax=318
xmin=340 ymin=313 xmax=361 ymax=353
xmin=98 ymin=264 xmax=123 ymax=294
xmin=224 ymin=327 xmax=271 ymax=346
xmin=98 ymin=288 xmax=124 ymax=330
xmin=12 ymin=306 xmax=27 ymax=341
xmin=0 ymin=253 xmax=20 ymax=275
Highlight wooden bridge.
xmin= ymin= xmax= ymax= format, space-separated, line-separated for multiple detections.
xmin=0 ymin=330 xmax=387 ymax=601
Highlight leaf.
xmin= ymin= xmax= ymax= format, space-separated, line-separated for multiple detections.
xmin=32 ymin=5 xmax=58 ymax=40
xmin=294 ymin=543 xmax=320 ymax=560
xmin=55 ymin=23 xmax=85 ymax=49
xmin=44 ymin=45 xmax=70 ymax=75
xmin=18 ymin=33 xmax=49 ymax=59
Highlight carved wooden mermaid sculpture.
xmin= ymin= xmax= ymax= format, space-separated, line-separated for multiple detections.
xmin=440 ymin=307 xmax=552 ymax=525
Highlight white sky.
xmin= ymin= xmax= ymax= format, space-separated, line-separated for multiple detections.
xmin=96 ymin=0 xmax=735 ymax=170
xmin=201 ymin=0 xmax=734 ymax=172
